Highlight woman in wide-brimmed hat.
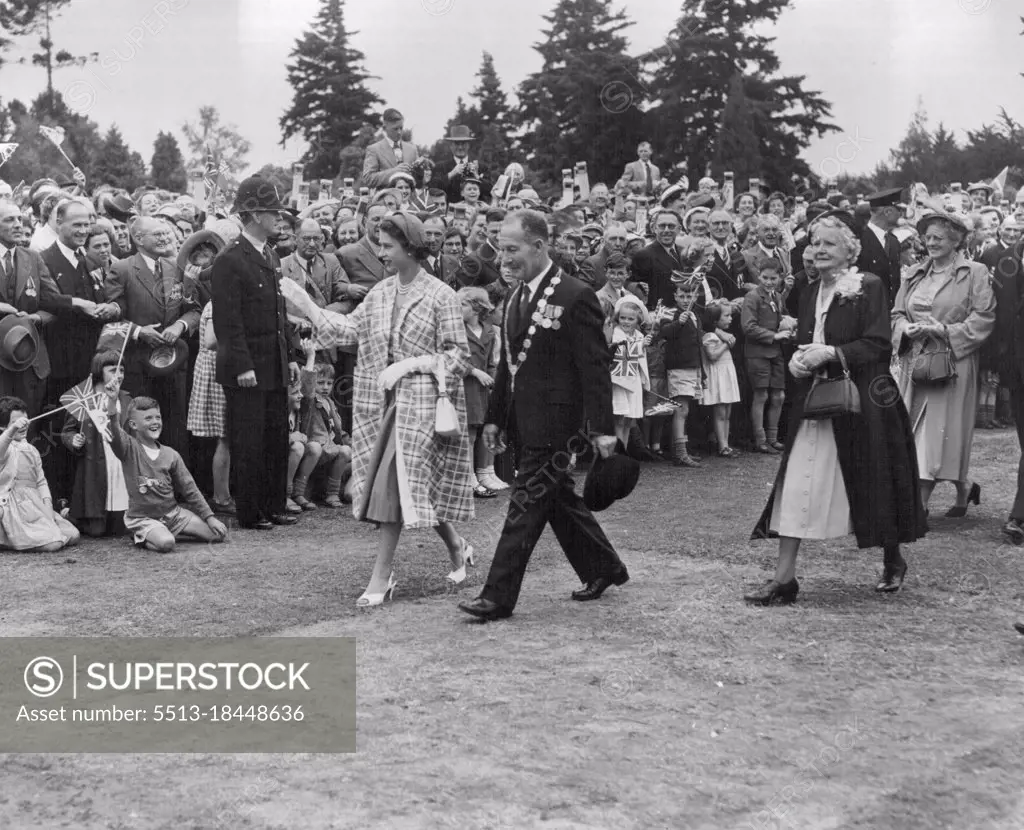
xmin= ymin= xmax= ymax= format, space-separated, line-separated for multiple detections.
xmin=892 ymin=209 xmax=996 ymax=521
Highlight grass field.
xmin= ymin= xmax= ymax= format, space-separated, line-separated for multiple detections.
xmin=1 ymin=429 xmax=1023 ymax=830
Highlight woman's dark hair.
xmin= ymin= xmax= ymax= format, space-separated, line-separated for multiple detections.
xmin=0 ymin=396 xmax=29 ymax=427
xmin=85 ymin=224 xmax=111 ymax=249
xmin=91 ymin=351 xmax=122 ymax=384
xmin=379 ymin=217 xmax=430 ymax=261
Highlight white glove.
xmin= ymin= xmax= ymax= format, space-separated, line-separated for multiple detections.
xmin=378 ymin=355 xmax=435 ymax=391
xmin=789 ymin=353 xmax=812 ymax=379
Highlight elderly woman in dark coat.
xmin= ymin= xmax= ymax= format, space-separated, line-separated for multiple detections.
xmin=748 ymin=217 xmax=925 ymax=605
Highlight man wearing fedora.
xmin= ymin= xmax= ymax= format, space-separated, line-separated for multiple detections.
xmin=361 ymin=109 xmax=419 ymax=190
xmin=212 ymin=176 xmax=299 ymax=531
xmin=443 ymin=125 xmax=490 ymax=205
xmin=458 ymin=209 xmax=629 ymax=622
xmin=106 ymin=216 xmax=200 ymax=459
xmin=39 ymin=198 xmax=119 ymax=501
xmin=0 ymin=202 xmax=58 ymax=416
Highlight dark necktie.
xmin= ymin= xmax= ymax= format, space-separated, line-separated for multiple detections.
xmin=302 ymin=257 xmax=318 ymax=298
xmin=644 ymin=162 xmax=652 ymax=194
xmin=154 ymin=259 xmax=166 ymax=304
xmin=393 ymin=141 xmax=402 ymax=158
xmin=75 ymin=249 xmax=93 ymax=297
xmin=1 ymin=249 xmax=12 ymax=281
xmin=262 ymin=244 xmax=275 ymax=269
xmin=513 ymin=283 xmax=531 ymax=332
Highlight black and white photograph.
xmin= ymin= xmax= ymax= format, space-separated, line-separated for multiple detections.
xmin=0 ymin=0 xmax=1023 ymax=826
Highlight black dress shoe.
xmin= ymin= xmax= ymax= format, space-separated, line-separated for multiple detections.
xmin=743 ymin=578 xmax=799 ymax=606
xmin=240 ymin=519 xmax=274 ymax=531
xmin=1003 ymin=519 xmax=1024 ymax=545
xmin=875 ymin=561 xmax=908 ymax=593
xmin=571 ymin=570 xmax=630 ymax=601
xmin=269 ymin=514 xmax=299 ymax=526
xmin=458 ymin=597 xmax=512 ymax=621
xmin=1014 ymin=621 xmax=1024 ymax=636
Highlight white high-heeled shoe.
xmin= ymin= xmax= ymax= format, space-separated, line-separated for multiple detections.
xmin=356 ymin=572 xmax=397 ymax=608
xmin=446 ymin=539 xmax=475 ymax=585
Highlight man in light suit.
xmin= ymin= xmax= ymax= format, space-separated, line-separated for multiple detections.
xmin=0 ymin=202 xmax=60 ymax=415
xmin=337 ymin=203 xmax=388 ymax=293
xmin=282 ymin=219 xmax=357 ymax=314
xmin=360 ymin=109 xmax=418 ymax=189
xmin=620 ymin=141 xmax=661 ymax=198
xmin=106 ymin=216 xmax=201 ymax=457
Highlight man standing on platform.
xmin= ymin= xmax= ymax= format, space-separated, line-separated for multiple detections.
xmin=212 ymin=177 xmax=299 ymax=531
xmin=620 ymin=141 xmax=662 ymax=198
xmin=458 ymin=209 xmax=629 ymax=621
xmin=361 ymin=109 xmax=418 ymax=189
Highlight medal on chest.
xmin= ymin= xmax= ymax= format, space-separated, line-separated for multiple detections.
xmin=506 ymin=273 xmax=562 ymax=392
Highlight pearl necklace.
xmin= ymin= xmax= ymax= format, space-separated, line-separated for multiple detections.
xmin=396 ymin=274 xmax=418 ymax=295
xmin=505 ymin=271 xmax=562 ymax=392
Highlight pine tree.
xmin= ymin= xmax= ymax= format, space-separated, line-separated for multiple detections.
xmin=646 ymin=0 xmax=836 ymax=190
xmin=149 ymin=131 xmax=188 ymax=191
xmin=473 ymin=52 xmax=510 ymax=131
xmin=279 ymin=0 xmax=383 ymax=179
xmin=713 ymin=73 xmax=763 ymax=187
xmin=515 ymin=0 xmax=647 ymax=193
xmin=93 ymin=125 xmax=146 ymax=190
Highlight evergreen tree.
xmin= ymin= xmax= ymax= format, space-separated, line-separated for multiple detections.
xmin=93 ymin=125 xmax=146 ymax=190
xmin=472 ymin=52 xmax=510 ymax=131
xmin=255 ymin=164 xmax=294 ymax=198
xmin=713 ymin=73 xmax=763 ymax=187
xmin=0 ymin=91 xmax=103 ymax=186
xmin=149 ymin=131 xmax=188 ymax=191
xmin=515 ymin=0 xmax=646 ymax=193
xmin=884 ymin=102 xmax=933 ymax=185
xmin=470 ymin=53 xmax=513 ymax=174
xmin=279 ymin=0 xmax=383 ymax=179
xmin=645 ymin=0 xmax=836 ymax=190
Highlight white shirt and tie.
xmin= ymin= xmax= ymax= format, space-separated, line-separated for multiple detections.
xmin=0 ymin=243 xmax=15 ymax=281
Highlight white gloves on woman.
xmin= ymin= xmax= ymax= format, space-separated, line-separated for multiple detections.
xmin=378 ymin=355 xmax=437 ymax=391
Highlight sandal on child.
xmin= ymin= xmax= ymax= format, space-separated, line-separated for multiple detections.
xmin=473 ymin=484 xmax=497 ymax=499
xmin=294 ymin=495 xmax=316 ymax=511
xmin=322 ymin=496 xmax=344 ymax=509
xmin=285 ymin=498 xmax=303 ymax=514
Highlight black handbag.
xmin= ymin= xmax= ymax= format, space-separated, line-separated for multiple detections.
xmin=802 ymin=348 xmax=861 ymax=419
xmin=911 ymin=340 xmax=957 ymax=385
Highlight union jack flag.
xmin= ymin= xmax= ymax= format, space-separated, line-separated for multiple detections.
xmin=202 ymin=149 xmax=231 ymax=191
xmin=611 ymin=338 xmax=644 ymax=378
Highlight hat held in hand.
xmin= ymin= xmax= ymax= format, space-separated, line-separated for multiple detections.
xmin=583 ymin=439 xmax=640 ymax=512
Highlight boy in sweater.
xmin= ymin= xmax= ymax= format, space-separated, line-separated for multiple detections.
xmin=656 ymin=277 xmax=706 ymax=468
xmin=105 ymin=382 xmax=228 ymax=552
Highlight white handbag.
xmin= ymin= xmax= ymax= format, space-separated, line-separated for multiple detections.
xmin=432 ymin=358 xmax=461 ymax=438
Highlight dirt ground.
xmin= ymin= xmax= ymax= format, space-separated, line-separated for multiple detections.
xmin=2 ymin=429 xmax=1024 ymax=830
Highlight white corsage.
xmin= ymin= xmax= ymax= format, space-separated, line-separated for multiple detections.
xmin=834 ymin=268 xmax=864 ymax=301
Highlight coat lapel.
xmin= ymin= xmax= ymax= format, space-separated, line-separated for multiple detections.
xmin=13 ymin=248 xmax=31 ymax=303
xmin=361 ymin=238 xmax=386 ymax=280
xmin=133 ymin=253 xmax=164 ymax=307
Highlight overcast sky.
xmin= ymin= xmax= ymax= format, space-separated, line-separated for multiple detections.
xmin=0 ymin=0 xmax=1020 ymax=181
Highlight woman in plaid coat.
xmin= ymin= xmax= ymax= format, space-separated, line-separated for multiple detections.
xmin=281 ymin=214 xmax=475 ymax=607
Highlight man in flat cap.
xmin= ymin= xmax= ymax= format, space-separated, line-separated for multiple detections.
xmin=857 ymin=188 xmax=904 ymax=307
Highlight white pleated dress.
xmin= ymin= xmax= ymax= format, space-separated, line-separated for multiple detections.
xmin=769 ymin=284 xmax=854 ymax=539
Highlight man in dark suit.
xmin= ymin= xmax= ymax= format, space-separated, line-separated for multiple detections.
xmin=39 ymin=198 xmax=120 ymax=501
xmin=442 ymin=125 xmax=491 ymax=205
xmin=631 ymin=209 xmax=684 ymax=310
xmin=856 ymin=188 xmax=903 ymax=307
xmin=360 ymin=108 xmax=419 ymax=189
xmin=337 ymin=203 xmax=387 ymax=295
xmin=0 ymin=202 xmax=62 ymax=416
xmin=106 ymin=216 xmax=201 ymax=457
xmin=421 ymin=216 xmax=460 ymax=288
xmin=458 ymin=210 xmax=629 ymax=621
xmin=211 ymin=177 xmax=299 ymax=531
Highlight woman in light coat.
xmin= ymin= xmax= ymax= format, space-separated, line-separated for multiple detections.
xmin=892 ymin=210 xmax=996 ymax=519
xmin=281 ymin=213 xmax=474 ymax=607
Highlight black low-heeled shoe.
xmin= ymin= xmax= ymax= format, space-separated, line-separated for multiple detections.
xmin=945 ymin=482 xmax=981 ymax=518
xmin=743 ymin=578 xmax=799 ymax=606
xmin=876 ymin=561 xmax=908 ymax=593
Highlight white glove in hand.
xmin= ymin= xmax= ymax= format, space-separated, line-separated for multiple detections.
xmin=789 ymin=354 xmax=812 ymax=379
xmin=378 ymin=355 xmax=435 ymax=391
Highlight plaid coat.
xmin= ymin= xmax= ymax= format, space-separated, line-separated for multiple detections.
xmin=305 ymin=271 xmax=473 ymax=529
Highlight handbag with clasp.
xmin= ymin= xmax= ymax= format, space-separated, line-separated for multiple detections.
xmin=802 ymin=348 xmax=861 ymax=419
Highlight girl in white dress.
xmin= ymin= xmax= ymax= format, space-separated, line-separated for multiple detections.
xmin=701 ymin=301 xmax=742 ymax=457
xmin=609 ymin=295 xmax=651 ymax=449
